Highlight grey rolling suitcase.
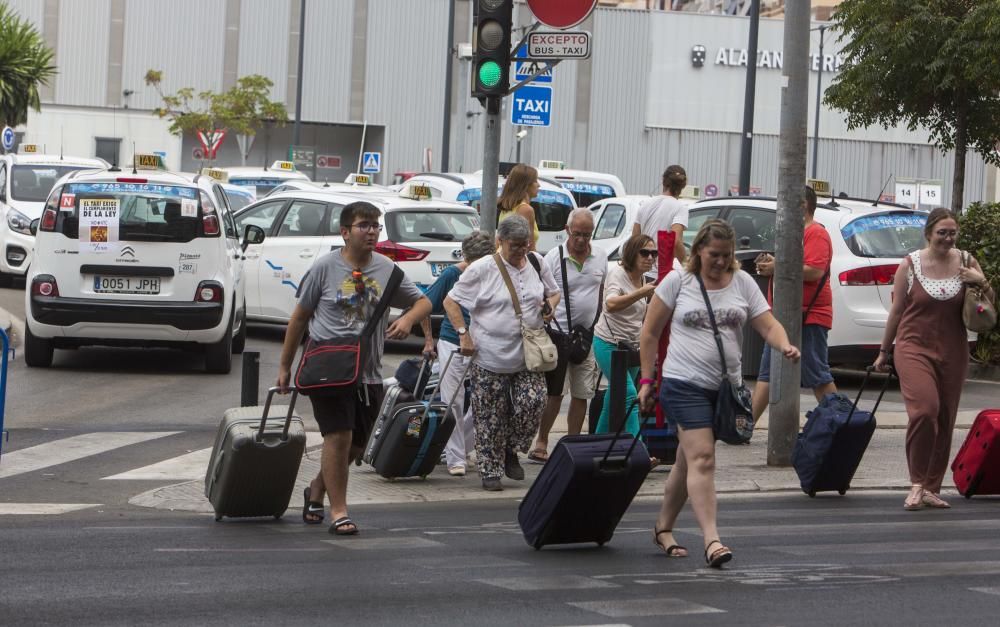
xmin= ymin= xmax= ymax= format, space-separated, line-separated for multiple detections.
xmin=205 ymin=387 xmax=306 ymax=521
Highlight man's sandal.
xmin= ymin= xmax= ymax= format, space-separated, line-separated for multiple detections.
xmin=329 ymin=517 xmax=359 ymax=536
xmin=302 ymin=487 xmax=325 ymax=525
xmin=654 ymin=527 xmax=688 ymax=558
xmin=705 ymin=539 xmax=733 ymax=568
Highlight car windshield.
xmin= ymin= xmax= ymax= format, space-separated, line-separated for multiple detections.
xmin=54 ymin=182 xmax=204 ymax=243
xmin=841 ymin=212 xmax=927 ymax=258
xmin=11 ymin=165 xmax=96 ymax=202
xmin=558 ymin=181 xmax=617 ymax=208
xmin=224 ymin=190 xmax=255 ymax=212
xmin=230 ymin=178 xmax=286 ymax=195
xmin=385 ymin=210 xmax=481 ymax=243
xmin=455 ymin=187 xmax=575 ymax=232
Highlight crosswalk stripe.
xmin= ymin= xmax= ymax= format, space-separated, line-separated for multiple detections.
xmin=0 ymin=503 xmax=101 ymax=515
xmin=680 ymin=518 xmax=1000 ymax=537
xmin=767 ymin=539 xmax=1000 ymax=556
xmin=0 ymin=432 xmax=180 ymax=479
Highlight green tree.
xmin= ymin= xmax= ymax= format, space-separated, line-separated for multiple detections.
xmin=824 ymin=0 xmax=1000 ymax=212
xmin=0 ymin=3 xmax=56 ymax=128
xmin=144 ymin=71 xmax=288 ymax=165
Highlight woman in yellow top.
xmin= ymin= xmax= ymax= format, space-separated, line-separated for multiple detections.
xmin=497 ymin=164 xmax=540 ymax=250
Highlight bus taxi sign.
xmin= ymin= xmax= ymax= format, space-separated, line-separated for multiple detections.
xmin=20 ymin=143 xmax=38 ymax=153
xmin=134 ymin=154 xmax=164 ymax=170
xmin=346 ymin=173 xmax=371 ymax=186
xmin=200 ymin=168 xmax=229 ymax=182
xmin=271 ymin=160 xmax=296 ymax=171
xmin=807 ymin=178 xmax=831 ymax=197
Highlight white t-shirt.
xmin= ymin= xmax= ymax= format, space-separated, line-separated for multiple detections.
xmin=594 ymin=264 xmax=647 ymax=344
xmin=447 ymin=252 xmax=559 ymax=374
xmin=634 ymin=195 xmax=689 ymax=277
xmin=543 ymin=244 xmax=607 ymax=331
xmin=655 ymin=269 xmax=770 ymax=389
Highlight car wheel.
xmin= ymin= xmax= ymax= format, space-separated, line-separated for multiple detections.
xmin=24 ymin=324 xmax=54 ymax=368
xmin=205 ymin=311 xmax=234 ymax=374
xmin=231 ymin=304 xmax=247 ymax=355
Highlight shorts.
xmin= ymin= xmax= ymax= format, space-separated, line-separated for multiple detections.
xmin=757 ymin=324 xmax=834 ymax=388
xmin=659 ymin=378 xmax=716 ymax=431
xmin=544 ymin=345 xmax=599 ymax=399
xmin=308 ymin=383 xmax=384 ymax=447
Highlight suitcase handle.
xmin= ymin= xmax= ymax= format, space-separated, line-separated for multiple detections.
xmin=259 ymin=386 xmax=299 ymax=440
xmin=847 ymin=366 xmax=895 ymax=423
xmin=600 ymin=398 xmax=644 ymax=468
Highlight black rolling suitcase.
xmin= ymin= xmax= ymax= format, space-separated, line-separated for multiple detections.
xmin=792 ymin=367 xmax=892 ymax=497
xmin=518 ymin=402 xmax=651 ymax=549
xmin=205 ymin=387 xmax=306 ymax=521
xmin=364 ymin=354 xmax=459 ymax=479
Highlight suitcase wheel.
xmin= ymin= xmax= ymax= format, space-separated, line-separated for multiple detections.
xmin=964 ymin=492 xmax=972 ymax=499
xmin=838 ymin=489 xmax=846 ymax=496
xmin=421 ymin=475 xmax=428 ymax=481
xmin=214 ymin=515 xmax=223 ymax=522
xmin=808 ymin=490 xmax=816 ymax=498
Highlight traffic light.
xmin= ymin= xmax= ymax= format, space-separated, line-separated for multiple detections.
xmin=472 ymin=0 xmax=514 ymax=100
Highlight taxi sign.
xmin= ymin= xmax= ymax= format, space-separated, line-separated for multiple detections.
xmin=538 ymin=160 xmax=565 ymax=170
xmin=345 ymin=173 xmax=371 ymax=186
xmin=134 ymin=154 xmax=164 ymax=170
xmin=200 ymin=168 xmax=230 ymax=182
xmin=808 ymin=178 xmax=831 ymax=197
xmin=20 ymin=143 xmax=39 ymax=154
xmin=680 ymin=185 xmax=701 ymax=200
xmin=401 ymin=183 xmax=431 ymax=200
xmin=271 ymin=160 xmax=296 ymax=171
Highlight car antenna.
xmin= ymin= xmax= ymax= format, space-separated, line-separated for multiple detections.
xmin=131 ymin=142 xmax=138 ymax=174
xmin=828 ymin=188 xmax=840 ymax=208
xmin=60 ymin=126 xmax=64 ymax=160
xmin=873 ymin=174 xmax=893 ymax=206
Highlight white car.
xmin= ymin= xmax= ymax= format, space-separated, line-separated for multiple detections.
xmin=232 ymin=188 xmax=480 ymax=323
xmin=220 ymin=161 xmax=310 ymax=196
xmin=535 ymin=162 xmax=627 ymax=208
xmin=401 ymin=172 xmax=577 ymax=253
xmin=0 ymin=150 xmax=107 ymax=284
xmin=264 ymin=179 xmax=394 ymax=197
xmin=688 ymin=195 xmax=928 ymax=365
xmin=25 ymin=165 xmax=265 ymax=373
xmin=589 ymin=194 xmax=703 ymax=261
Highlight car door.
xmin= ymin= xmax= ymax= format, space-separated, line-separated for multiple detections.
xmin=234 ymin=199 xmax=288 ymax=316
xmin=213 ymin=185 xmax=245 ymax=316
xmin=257 ymin=198 xmax=330 ymax=320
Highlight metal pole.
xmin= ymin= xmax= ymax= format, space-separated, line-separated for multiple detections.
xmin=811 ymin=25 xmax=826 ymax=179
xmin=440 ymin=0 xmax=456 ymax=172
xmin=356 ymin=119 xmax=368 ymax=173
xmin=609 ymin=349 xmax=628 ymax=433
xmin=292 ymin=0 xmax=306 ymax=147
xmin=738 ymin=0 xmax=761 ymax=195
xmin=0 ymin=328 xmax=8 ymax=458
xmin=767 ymin=0 xmax=810 ymax=467
xmin=480 ymin=97 xmax=501 ymax=236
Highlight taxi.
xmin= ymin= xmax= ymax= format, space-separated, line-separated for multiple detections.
xmin=24 ymin=155 xmax=265 ymax=373
xmin=534 ymin=160 xmax=627 ymax=208
xmin=220 ymin=160 xmax=310 ymax=196
xmin=264 ymin=172 xmax=393 ymax=197
xmin=0 ymin=146 xmax=107 ymax=284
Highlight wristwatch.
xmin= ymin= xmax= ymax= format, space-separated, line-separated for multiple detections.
xmin=457 ymin=327 xmax=467 ymax=336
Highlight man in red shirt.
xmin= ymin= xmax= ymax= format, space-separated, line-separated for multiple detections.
xmin=752 ymin=186 xmax=837 ymax=422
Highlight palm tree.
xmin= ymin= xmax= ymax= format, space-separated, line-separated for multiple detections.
xmin=0 ymin=3 xmax=56 ymax=127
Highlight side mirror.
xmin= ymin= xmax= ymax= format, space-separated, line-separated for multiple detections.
xmin=242 ymin=224 xmax=265 ymax=251
xmin=30 ymin=218 xmax=40 ymax=236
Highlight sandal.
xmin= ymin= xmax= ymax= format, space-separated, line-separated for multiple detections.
xmin=904 ymin=485 xmax=925 ymax=511
xmin=302 ymin=487 xmax=325 ymax=525
xmin=654 ymin=527 xmax=687 ymax=558
xmin=329 ymin=516 xmax=359 ymax=536
xmin=704 ymin=539 xmax=733 ymax=568
xmin=922 ymin=491 xmax=951 ymax=509
xmin=527 ymin=448 xmax=549 ymax=464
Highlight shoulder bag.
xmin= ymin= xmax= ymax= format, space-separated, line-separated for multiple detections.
xmin=494 ymin=253 xmax=559 ymax=372
xmin=294 ymin=265 xmax=404 ymax=394
xmin=551 ymin=245 xmax=603 ymax=364
xmin=695 ymin=274 xmax=754 ymax=445
xmin=961 ymin=251 xmax=997 ymax=334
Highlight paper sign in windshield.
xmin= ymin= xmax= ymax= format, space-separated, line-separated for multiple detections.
xmin=79 ymin=198 xmax=120 ymax=253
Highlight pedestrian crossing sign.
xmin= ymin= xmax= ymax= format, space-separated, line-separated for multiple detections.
xmin=362 ymin=151 xmax=381 ymax=174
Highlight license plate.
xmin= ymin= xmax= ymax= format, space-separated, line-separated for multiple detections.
xmin=93 ymin=276 xmax=161 ymax=295
xmin=430 ymin=261 xmax=455 ymax=277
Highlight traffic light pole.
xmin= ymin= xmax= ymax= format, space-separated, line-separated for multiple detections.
xmin=480 ymin=97 xmax=502 ymax=237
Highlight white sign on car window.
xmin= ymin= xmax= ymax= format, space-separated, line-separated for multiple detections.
xmin=919 ymin=184 xmax=942 ymax=206
xmin=78 ymin=198 xmax=120 ymax=253
xmin=894 ymin=183 xmax=917 ymax=207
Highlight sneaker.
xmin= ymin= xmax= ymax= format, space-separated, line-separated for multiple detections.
xmin=448 ymin=465 xmax=466 ymax=477
xmin=504 ymin=450 xmax=525 ymax=481
xmin=482 ymin=477 xmax=503 ymax=491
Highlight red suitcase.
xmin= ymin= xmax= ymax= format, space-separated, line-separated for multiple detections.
xmin=951 ymin=409 xmax=1000 ymax=498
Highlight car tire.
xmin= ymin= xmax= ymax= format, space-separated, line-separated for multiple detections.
xmin=24 ymin=324 xmax=54 ymax=368
xmin=231 ymin=304 xmax=247 ymax=355
xmin=205 ymin=311 xmax=234 ymax=374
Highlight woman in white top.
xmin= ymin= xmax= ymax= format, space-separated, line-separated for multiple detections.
xmin=444 ymin=216 xmax=560 ymax=491
xmin=632 ymin=164 xmax=689 ymax=276
xmin=638 ymin=219 xmax=800 ymax=567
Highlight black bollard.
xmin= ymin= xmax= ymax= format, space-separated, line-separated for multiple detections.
xmin=241 ymin=351 xmax=260 ymax=407
xmin=609 ymin=349 xmax=628 ymax=433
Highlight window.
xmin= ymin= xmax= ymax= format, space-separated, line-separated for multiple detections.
xmin=235 ymin=200 xmax=286 ymax=235
xmin=726 ymin=207 xmax=776 ymax=251
xmin=385 ymin=211 xmax=480 ymax=243
xmin=594 ymin=203 xmax=626 ymax=240
xmin=841 ymin=212 xmax=927 ymax=258
xmin=277 ymin=201 xmax=327 ymax=237
xmin=212 ymin=188 xmax=237 ymax=238
xmin=326 ymin=204 xmax=345 ymax=233
xmin=683 ymin=208 xmax=722 ymax=248
xmin=95 ymin=137 xmax=121 ymax=166
xmin=55 ymin=182 xmax=203 ymax=243
xmin=531 ymin=190 xmax=575 ymax=232
xmin=10 ymin=166 xmax=94 ymax=202
xmin=0 ymin=165 xmax=6 ymax=201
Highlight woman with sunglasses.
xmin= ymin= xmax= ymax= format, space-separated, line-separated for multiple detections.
xmin=591 ymin=233 xmax=658 ymax=437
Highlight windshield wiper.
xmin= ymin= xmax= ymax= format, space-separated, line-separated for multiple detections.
xmin=419 ymin=232 xmax=455 ymax=241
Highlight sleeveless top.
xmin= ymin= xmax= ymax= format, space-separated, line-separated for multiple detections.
xmin=896 ymin=249 xmax=968 ymax=374
xmin=498 ymin=204 xmax=540 ymax=244
xmin=906 ymin=250 xmax=963 ymax=301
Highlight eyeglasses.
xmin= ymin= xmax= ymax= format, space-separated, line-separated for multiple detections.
xmin=934 ymin=229 xmax=958 ymax=238
xmin=569 ymin=231 xmax=593 ymax=239
xmin=638 ymin=249 xmax=658 ymax=258
xmin=351 ymin=222 xmax=382 ymax=233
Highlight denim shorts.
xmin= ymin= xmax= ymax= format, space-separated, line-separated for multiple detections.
xmin=758 ymin=324 xmax=834 ymax=388
xmin=659 ymin=378 xmax=717 ymax=431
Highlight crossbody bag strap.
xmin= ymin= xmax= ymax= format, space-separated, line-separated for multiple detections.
xmin=493 ymin=254 xmax=523 ymax=319
xmin=360 ymin=265 xmax=405 ymax=336
xmin=559 ymin=245 xmax=573 ymax=329
xmin=592 ymin=282 xmax=604 ymax=329
xmin=803 ymin=265 xmax=830 ymax=320
xmin=695 ymin=274 xmax=728 ymax=381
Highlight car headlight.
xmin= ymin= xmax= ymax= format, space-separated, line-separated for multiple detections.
xmin=7 ymin=208 xmax=33 ymax=236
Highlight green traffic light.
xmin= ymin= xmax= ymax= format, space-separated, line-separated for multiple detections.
xmin=478 ymin=60 xmax=502 ymax=88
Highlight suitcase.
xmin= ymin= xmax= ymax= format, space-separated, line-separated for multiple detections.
xmin=951 ymin=409 xmax=1000 ymax=498
xmin=518 ymin=402 xmax=651 ymax=550
xmin=364 ymin=354 xmax=459 ymax=479
xmin=792 ymin=367 xmax=892 ymax=497
xmin=205 ymin=387 xmax=307 ymax=521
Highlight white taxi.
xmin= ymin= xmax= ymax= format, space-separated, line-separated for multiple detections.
xmin=221 ymin=160 xmax=310 ymax=196
xmin=1 ymin=147 xmax=107 ymax=284
xmin=535 ymin=160 xmax=627 ymax=208
xmin=233 ymin=184 xmax=480 ymax=322
xmin=24 ymin=156 xmax=266 ymax=373
xmin=263 ymin=175 xmax=393 ymax=197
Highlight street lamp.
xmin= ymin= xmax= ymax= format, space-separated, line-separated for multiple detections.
xmin=811 ymin=24 xmax=830 ymax=179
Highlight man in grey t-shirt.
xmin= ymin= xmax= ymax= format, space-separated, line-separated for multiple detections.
xmin=278 ymin=201 xmax=430 ymax=536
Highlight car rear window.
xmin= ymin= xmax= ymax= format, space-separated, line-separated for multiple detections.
xmin=841 ymin=212 xmax=926 ymax=258
xmin=230 ymin=178 xmax=285 ymax=195
xmin=385 ymin=210 xmax=480 ymax=243
xmin=11 ymin=165 xmax=96 ymax=202
xmin=52 ymin=182 xmax=205 ymax=243
xmin=558 ymin=181 xmax=617 ymax=208
xmin=455 ymin=187 xmax=575 ymax=232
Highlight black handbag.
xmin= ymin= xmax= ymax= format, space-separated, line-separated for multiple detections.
xmin=295 ymin=265 xmax=404 ymax=395
xmin=556 ymin=246 xmax=602 ymax=364
xmin=695 ymin=274 xmax=754 ymax=445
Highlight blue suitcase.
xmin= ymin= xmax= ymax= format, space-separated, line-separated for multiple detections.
xmin=792 ymin=367 xmax=893 ymax=497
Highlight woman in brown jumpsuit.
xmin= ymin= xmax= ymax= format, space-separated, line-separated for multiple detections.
xmin=874 ymin=208 xmax=992 ymax=510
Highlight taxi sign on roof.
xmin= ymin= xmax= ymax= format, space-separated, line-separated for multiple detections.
xmin=345 ymin=173 xmax=371 ymax=186
xmin=401 ymin=183 xmax=431 ymax=200
xmin=134 ymin=154 xmax=164 ymax=170
xmin=20 ymin=143 xmax=39 ymax=153
xmin=808 ymin=178 xmax=831 ymax=197
xmin=539 ymin=160 xmax=565 ymax=170
xmin=200 ymin=168 xmax=229 ymax=182
xmin=680 ymin=185 xmax=701 ymax=200
xmin=271 ymin=160 xmax=296 ymax=171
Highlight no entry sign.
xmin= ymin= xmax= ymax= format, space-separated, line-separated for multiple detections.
xmin=526 ymin=0 xmax=597 ymax=30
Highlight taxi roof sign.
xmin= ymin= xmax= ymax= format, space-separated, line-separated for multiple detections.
xmin=345 ymin=173 xmax=371 ymax=186
xmin=538 ymin=159 xmax=565 ymax=170
xmin=19 ymin=143 xmax=39 ymax=154
xmin=271 ymin=160 xmax=296 ymax=171
xmin=134 ymin=154 xmax=165 ymax=170
xmin=200 ymin=167 xmax=230 ymax=182
xmin=807 ymin=178 xmax=831 ymax=197
xmin=400 ymin=183 xmax=432 ymax=200
xmin=680 ymin=185 xmax=701 ymax=200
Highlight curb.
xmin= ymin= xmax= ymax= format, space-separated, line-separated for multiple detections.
xmin=969 ymin=362 xmax=1000 ymax=382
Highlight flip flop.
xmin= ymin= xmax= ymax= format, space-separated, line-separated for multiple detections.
xmin=302 ymin=487 xmax=325 ymax=525
xmin=527 ymin=448 xmax=549 ymax=464
xmin=330 ymin=516 xmax=359 ymax=536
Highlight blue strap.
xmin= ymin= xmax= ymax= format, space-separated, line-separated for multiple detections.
xmin=406 ymin=404 xmax=438 ymax=476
